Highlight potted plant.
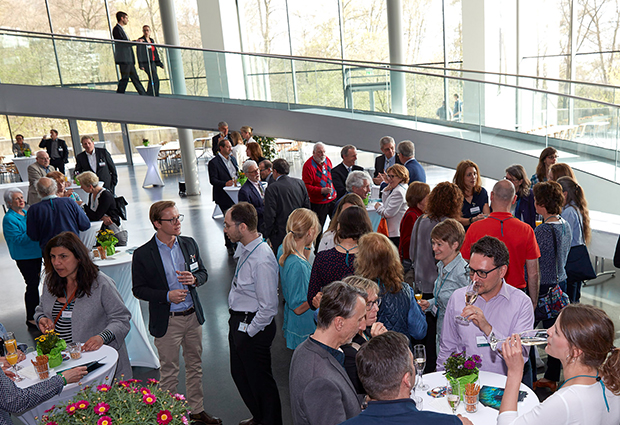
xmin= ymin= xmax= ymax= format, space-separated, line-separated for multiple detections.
xmin=237 ymin=171 xmax=247 ymax=186
xmin=97 ymin=229 xmax=118 ymax=257
xmin=24 ymin=148 xmax=32 ymax=157
xmin=442 ymin=350 xmax=481 ymax=399
xmin=143 ymin=138 xmax=150 ymax=146
xmin=39 ymin=377 xmax=190 ymax=425
xmin=35 ymin=330 xmax=66 ymax=369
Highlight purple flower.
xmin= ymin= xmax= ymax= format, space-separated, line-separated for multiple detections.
xmin=464 ymin=360 xmax=475 ymax=369
xmin=472 ymin=354 xmax=482 ymax=365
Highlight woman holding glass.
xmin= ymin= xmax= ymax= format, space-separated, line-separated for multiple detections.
xmin=418 ymin=219 xmax=468 ymax=352
xmin=453 ymin=160 xmax=490 ymax=230
xmin=530 ymin=147 xmax=557 ymax=186
xmin=278 ymin=208 xmax=320 ymax=350
xmin=505 ymin=165 xmax=536 ymax=229
xmin=498 ymin=304 xmax=620 ymax=424
xmin=374 ymin=164 xmax=409 ymax=247
xmin=47 ymin=171 xmax=82 ymax=204
xmin=34 ymin=232 xmax=132 ymax=379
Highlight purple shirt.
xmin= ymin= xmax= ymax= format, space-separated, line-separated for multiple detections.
xmin=437 ymin=280 xmax=534 ymax=375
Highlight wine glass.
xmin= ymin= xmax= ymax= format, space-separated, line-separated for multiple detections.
xmin=489 ymin=329 xmax=549 ymax=351
xmin=4 ymin=337 xmax=23 ymax=382
xmin=455 ymin=279 xmax=478 ymax=324
xmin=447 ymin=380 xmax=460 ymax=414
xmin=412 ymin=344 xmax=428 ymax=390
xmin=413 ymin=282 xmax=423 ymax=303
xmin=4 ymin=332 xmax=22 ymax=371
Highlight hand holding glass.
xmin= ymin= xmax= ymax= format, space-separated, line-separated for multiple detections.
xmin=456 ymin=279 xmax=478 ymax=323
xmin=490 ymin=329 xmax=548 ymax=351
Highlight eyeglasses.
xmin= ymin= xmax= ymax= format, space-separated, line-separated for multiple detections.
xmin=223 ymin=221 xmax=239 ymax=229
xmin=247 ymin=168 xmax=260 ymax=173
xmin=387 ymin=174 xmax=396 ymax=178
xmin=465 ymin=265 xmax=500 ymax=279
xmin=159 ymin=214 xmax=184 ymax=224
xmin=366 ymin=298 xmax=382 ymax=310
xmin=547 ymin=155 xmax=559 ymax=160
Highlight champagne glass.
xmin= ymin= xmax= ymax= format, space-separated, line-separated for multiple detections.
xmin=489 ymin=329 xmax=548 ymax=351
xmin=4 ymin=339 xmax=23 ymax=382
xmin=4 ymin=332 xmax=22 ymax=371
xmin=413 ymin=344 xmax=428 ymax=390
xmin=413 ymin=282 xmax=423 ymax=303
xmin=455 ymin=280 xmax=478 ymax=324
xmin=447 ymin=380 xmax=460 ymax=414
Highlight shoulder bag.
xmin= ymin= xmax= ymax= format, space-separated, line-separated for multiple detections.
xmin=535 ymin=223 xmax=570 ymax=322
xmin=564 ymin=213 xmax=596 ymax=281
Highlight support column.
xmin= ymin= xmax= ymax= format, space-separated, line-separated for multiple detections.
xmin=386 ymin=0 xmax=406 ymax=115
xmin=68 ymin=119 xmax=80 ymax=155
xmin=159 ymin=0 xmax=200 ymax=196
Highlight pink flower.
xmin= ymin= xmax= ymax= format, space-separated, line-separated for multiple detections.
xmin=147 ymin=378 xmax=159 ymax=385
xmin=464 ymin=360 xmax=476 ymax=370
xmin=172 ymin=393 xmax=186 ymax=401
xmin=97 ymin=384 xmax=112 ymax=392
xmin=118 ymin=380 xmax=129 ymax=387
xmin=94 ymin=402 xmax=110 ymax=416
xmin=66 ymin=404 xmax=78 ymax=415
xmin=44 ymin=405 xmax=56 ymax=413
xmin=157 ymin=410 xmax=173 ymax=425
xmin=139 ymin=387 xmax=152 ymax=395
xmin=143 ymin=393 xmax=157 ymax=405
xmin=128 ymin=378 xmax=141 ymax=383
xmin=97 ymin=416 xmax=113 ymax=425
xmin=45 ymin=422 xmax=58 ymax=425
xmin=77 ymin=400 xmax=90 ymax=410
xmin=182 ymin=416 xmax=189 ymax=425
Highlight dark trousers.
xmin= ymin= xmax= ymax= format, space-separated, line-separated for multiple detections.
xmin=117 ymin=63 xmax=146 ymax=94
xmin=219 ymin=205 xmax=236 ymax=250
xmin=229 ymin=313 xmax=282 ymax=425
xmin=142 ymin=62 xmax=160 ymax=96
xmin=530 ymin=316 xmax=562 ymax=383
xmin=49 ymin=158 xmax=65 ymax=174
xmin=566 ymin=279 xmax=582 ymax=303
xmin=413 ymin=292 xmax=437 ymax=373
xmin=16 ymin=258 xmax=42 ymax=321
xmin=311 ymin=200 xmax=335 ymax=253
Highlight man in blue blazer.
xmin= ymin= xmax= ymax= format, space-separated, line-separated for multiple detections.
xmin=238 ymin=160 xmax=265 ymax=232
xmin=208 ymin=138 xmax=238 ymax=254
xmin=397 ymin=140 xmax=426 ymax=184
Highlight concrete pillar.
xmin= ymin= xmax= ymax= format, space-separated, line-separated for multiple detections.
xmin=159 ymin=0 xmax=200 ymax=196
xmin=386 ymin=0 xmax=407 ymax=115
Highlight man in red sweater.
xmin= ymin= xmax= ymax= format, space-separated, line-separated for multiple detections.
xmin=302 ymin=142 xmax=337 ymax=251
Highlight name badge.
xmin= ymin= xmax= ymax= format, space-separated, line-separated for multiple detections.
xmin=190 ymin=261 xmax=199 ymax=272
xmin=238 ymin=322 xmax=248 ymax=333
xmin=99 ymin=161 xmax=106 ymax=167
xmin=476 ymin=335 xmax=490 ymax=347
xmin=62 ymin=311 xmax=72 ymax=319
xmin=58 ymin=147 xmax=64 ymax=152
xmin=470 ymin=206 xmax=481 ymax=215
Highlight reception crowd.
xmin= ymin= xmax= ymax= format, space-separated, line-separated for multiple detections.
xmin=1 ymin=130 xmax=619 ymax=425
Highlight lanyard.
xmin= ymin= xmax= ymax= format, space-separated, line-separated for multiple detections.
xmin=433 ymin=265 xmax=455 ymax=301
xmin=558 ymin=372 xmax=609 ymax=412
xmin=235 ymin=240 xmax=264 ymax=280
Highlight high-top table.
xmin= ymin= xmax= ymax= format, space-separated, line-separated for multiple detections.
xmin=93 ymin=247 xmax=160 ymax=369
xmin=12 ymin=157 xmax=36 ymax=182
xmin=78 ymin=221 xmax=103 ymax=250
xmin=136 ymin=145 xmax=164 ymax=188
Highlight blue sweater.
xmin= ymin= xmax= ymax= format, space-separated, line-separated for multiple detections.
xmin=340 ymin=398 xmax=460 ymax=425
xmin=2 ymin=209 xmax=42 ymax=260
xmin=26 ymin=196 xmax=90 ymax=251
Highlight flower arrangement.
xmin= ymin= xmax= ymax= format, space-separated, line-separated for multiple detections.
xmin=237 ymin=171 xmax=247 ymax=185
xmin=35 ymin=330 xmax=66 ymax=368
xmin=443 ymin=350 xmax=481 ymax=398
xmin=39 ymin=378 xmax=190 ymax=425
xmin=143 ymin=138 xmax=150 ymax=146
xmin=24 ymin=148 xmax=32 ymax=157
xmin=97 ymin=229 xmax=118 ymax=256
xmin=363 ymin=193 xmax=370 ymax=206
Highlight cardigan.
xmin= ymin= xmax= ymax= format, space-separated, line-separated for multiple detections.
xmin=2 ymin=209 xmax=42 ymax=260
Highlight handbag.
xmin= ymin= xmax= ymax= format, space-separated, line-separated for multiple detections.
xmin=377 ymin=217 xmax=389 ymax=237
xmin=535 ymin=223 xmax=569 ymax=321
xmin=564 ymin=213 xmax=596 ymax=281
xmin=115 ymin=196 xmax=128 ymax=220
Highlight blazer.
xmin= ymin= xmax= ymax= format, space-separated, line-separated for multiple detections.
xmin=211 ymin=133 xmax=231 ymax=156
xmin=289 ymin=338 xmax=362 ymax=425
xmin=38 ymin=138 xmax=68 ymax=164
xmin=112 ymin=24 xmax=135 ymax=65
xmin=331 ymin=163 xmax=364 ymax=200
xmin=34 ymin=272 xmax=132 ymax=378
xmin=373 ymin=154 xmax=401 ymax=178
xmin=75 ymin=148 xmax=118 ymax=193
xmin=136 ymin=36 xmax=163 ymax=67
xmin=132 ymin=235 xmax=208 ymax=338
xmin=208 ymin=154 xmax=238 ymax=210
xmin=376 ymin=183 xmax=408 ymax=237
xmin=238 ymin=180 xmax=265 ymax=231
xmin=27 ymin=163 xmax=56 ymax=204
xmin=263 ymin=175 xmax=310 ymax=251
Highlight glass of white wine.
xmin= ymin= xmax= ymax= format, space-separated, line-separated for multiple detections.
xmin=455 ymin=280 xmax=478 ymax=324
xmin=414 ymin=282 xmax=423 ymax=303
xmin=489 ymin=329 xmax=548 ymax=351
xmin=413 ymin=344 xmax=428 ymax=390
xmin=447 ymin=380 xmax=460 ymax=414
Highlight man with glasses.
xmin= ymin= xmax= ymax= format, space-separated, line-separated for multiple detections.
xmin=238 ymin=160 xmax=265 ymax=232
xmin=27 ymin=151 xmax=56 ymax=204
xmin=437 ymin=236 xmax=534 ymax=386
xmin=461 ymin=179 xmax=541 ymax=306
xmin=132 ymin=201 xmax=222 ymax=425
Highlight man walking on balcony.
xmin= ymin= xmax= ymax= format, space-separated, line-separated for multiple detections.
xmin=113 ymin=11 xmax=146 ymax=95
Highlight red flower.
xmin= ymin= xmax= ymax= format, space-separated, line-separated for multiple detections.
xmin=97 ymin=416 xmax=113 ymax=425
xmin=95 ymin=402 xmax=110 ymax=416
xmin=44 ymin=405 xmax=56 ymax=413
xmin=77 ymin=400 xmax=90 ymax=410
xmin=45 ymin=422 xmax=58 ymax=425
xmin=118 ymin=380 xmax=130 ymax=387
xmin=157 ymin=410 xmax=173 ymax=425
xmin=66 ymin=404 xmax=78 ymax=415
xmin=97 ymin=384 xmax=112 ymax=392
xmin=143 ymin=393 xmax=157 ymax=405
xmin=139 ymin=387 xmax=151 ymax=395
xmin=147 ymin=378 xmax=159 ymax=385
xmin=128 ymin=378 xmax=141 ymax=383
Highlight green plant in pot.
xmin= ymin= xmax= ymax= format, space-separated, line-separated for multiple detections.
xmin=36 ymin=330 xmax=67 ymax=368
xmin=143 ymin=138 xmax=149 ymax=146
xmin=443 ymin=350 xmax=481 ymax=399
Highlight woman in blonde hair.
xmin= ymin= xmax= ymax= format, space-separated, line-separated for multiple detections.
xmin=374 ymin=164 xmax=409 ymax=247
xmin=230 ymin=130 xmax=247 ymax=165
xmin=354 ymin=232 xmax=427 ymax=342
xmin=277 ymin=208 xmax=320 ymax=350
xmin=240 ymin=126 xmax=256 ymax=144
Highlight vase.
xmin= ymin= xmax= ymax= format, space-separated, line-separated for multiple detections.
xmin=37 ymin=339 xmax=67 ymax=368
xmin=238 ymin=176 xmax=247 ymax=185
xmin=103 ymin=242 xmax=117 ymax=256
xmin=446 ymin=371 xmax=479 ymax=400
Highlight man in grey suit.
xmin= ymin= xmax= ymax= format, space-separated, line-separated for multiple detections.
xmin=263 ymin=158 xmax=310 ymax=252
xmin=27 ymin=150 xmax=55 ymax=204
xmin=289 ymin=281 xmax=367 ymax=425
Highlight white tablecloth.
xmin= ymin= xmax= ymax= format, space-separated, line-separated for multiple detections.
xmin=79 ymin=221 xmax=103 ymax=250
xmin=0 ymin=182 xmax=29 ymax=213
xmin=94 ymin=247 xmax=160 ymax=369
xmin=366 ymin=203 xmax=382 ymax=231
xmin=223 ymin=186 xmax=241 ymax=203
xmin=589 ymin=211 xmax=620 ymax=259
xmin=136 ymin=145 xmax=164 ymax=187
xmin=12 ymin=157 xmax=36 ymax=182
xmin=413 ymin=371 xmax=539 ymax=424
xmin=15 ymin=345 xmax=118 ymax=425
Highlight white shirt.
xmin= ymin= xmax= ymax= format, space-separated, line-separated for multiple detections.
xmin=228 ymin=235 xmax=279 ymax=337
xmin=218 ymin=152 xmax=237 ymax=179
xmin=86 ymin=150 xmax=97 ymax=172
xmin=250 ymin=179 xmax=265 ymax=198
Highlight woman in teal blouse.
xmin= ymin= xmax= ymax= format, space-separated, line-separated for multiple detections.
xmin=277 ymin=208 xmax=320 ymax=350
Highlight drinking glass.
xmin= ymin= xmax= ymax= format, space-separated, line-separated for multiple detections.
xmin=3 ymin=339 xmax=23 ymax=382
xmin=489 ymin=329 xmax=548 ymax=351
xmin=4 ymin=332 xmax=22 ymax=371
xmin=413 ymin=282 xmax=423 ymax=303
xmin=413 ymin=344 xmax=428 ymax=390
xmin=455 ymin=280 xmax=478 ymax=324
xmin=447 ymin=380 xmax=460 ymax=414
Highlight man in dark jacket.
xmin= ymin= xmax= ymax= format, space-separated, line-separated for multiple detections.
xmin=39 ymin=129 xmax=68 ymax=174
xmin=112 ymin=11 xmax=146 ymax=95
xmin=74 ymin=136 xmax=118 ymax=194
xmin=136 ymin=25 xmax=164 ymax=96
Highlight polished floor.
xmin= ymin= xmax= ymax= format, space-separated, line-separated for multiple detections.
xmin=1 ymin=152 xmax=619 ymax=424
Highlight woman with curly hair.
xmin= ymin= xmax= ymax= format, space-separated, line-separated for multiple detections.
xmin=530 ymin=147 xmax=558 ymax=185
xmin=453 ymin=160 xmax=490 ymax=230
xmin=505 ymin=164 xmax=536 ymax=228
xmin=409 ymin=181 xmax=463 ymax=372
xmin=354 ymin=232 xmax=426 ymax=341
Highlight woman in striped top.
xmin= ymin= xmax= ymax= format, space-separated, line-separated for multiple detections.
xmin=34 ymin=232 xmax=132 ymax=378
